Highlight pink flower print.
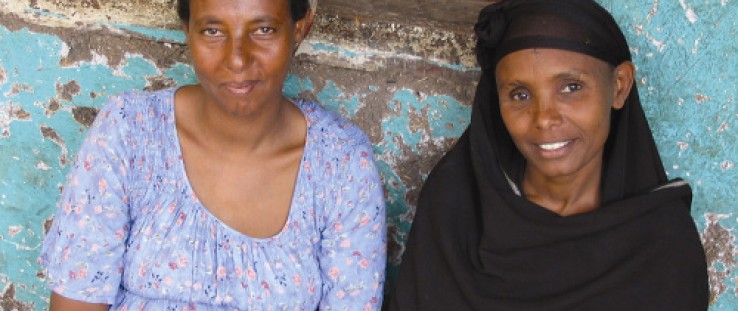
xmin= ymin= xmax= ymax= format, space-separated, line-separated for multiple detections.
xmin=360 ymin=158 xmax=369 ymax=169
xmin=68 ymin=270 xmax=76 ymax=280
xmin=138 ymin=267 xmax=146 ymax=277
xmin=293 ymin=274 xmax=302 ymax=285
xmin=168 ymin=262 xmax=178 ymax=270
xmin=91 ymin=243 xmax=100 ymax=252
xmin=364 ymin=304 xmax=373 ymax=311
xmin=84 ymin=159 xmax=92 ymax=171
xmin=345 ymin=258 xmax=354 ymax=266
xmin=261 ymin=281 xmax=271 ymax=297
xmin=328 ymin=267 xmax=340 ymax=280
xmin=61 ymin=246 xmax=70 ymax=261
xmin=193 ymin=282 xmax=202 ymax=290
xmin=235 ymin=266 xmax=243 ymax=277
xmin=177 ymin=212 xmax=187 ymax=226
xmin=340 ymin=239 xmax=351 ymax=248
xmin=333 ymin=222 xmax=343 ymax=232
xmin=335 ymin=290 xmax=346 ymax=299
xmin=98 ymin=179 xmax=108 ymax=192
xmin=359 ymin=259 xmax=370 ymax=269
xmin=308 ymin=280 xmax=316 ymax=294
xmin=164 ymin=276 xmax=173 ymax=286
xmin=359 ymin=215 xmax=371 ymax=226
xmin=93 ymin=205 xmax=103 ymax=214
xmin=217 ymin=266 xmax=227 ymax=278
xmin=136 ymin=112 xmax=143 ymax=121
xmin=114 ymin=229 xmax=126 ymax=240
xmin=247 ymin=268 xmax=257 ymax=280
xmin=63 ymin=203 xmax=72 ymax=214
xmin=372 ymin=223 xmax=381 ymax=232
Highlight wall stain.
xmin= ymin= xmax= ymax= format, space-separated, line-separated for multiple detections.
xmin=702 ymin=214 xmax=737 ymax=304
xmin=56 ymin=80 xmax=80 ymax=102
xmin=0 ymin=61 xmax=6 ymax=84
xmin=4 ymin=83 xmax=33 ymax=97
xmin=0 ymin=284 xmax=34 ymax=311
xmin=71 ymin=106 xmax=99 ymax=128
xmin=1 ymin=103 xmax=31 ymax=138
xmin=0 ymin=13 xmax=187 ymax=70
xmin=45 ymin=99 xmax=61 ymax=117
xmin=39 ymin=125 xmax=68 ymax=166
xmin=144 ymin=76 xmax=177 ymax=92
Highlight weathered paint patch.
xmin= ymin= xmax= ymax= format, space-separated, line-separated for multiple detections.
xmin=1 ymin=0 xmax=737 ymax=310
xmin=605 ymin=0 xmax=738 ymax=307
xmin=0 ymin=23 xmax=195 ymax=309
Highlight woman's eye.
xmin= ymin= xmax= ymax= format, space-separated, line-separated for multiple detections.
xmin=254 ymin=27 xmax=275 ymax=35
xmin=202 ymin=28 xmax=222 ymax=36
xmin=511 ymin=91 xmax=529 ymax=101
xmin=561 ymin=82 xmax=583 ymax=93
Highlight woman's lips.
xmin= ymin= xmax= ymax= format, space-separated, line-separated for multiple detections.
xmin=538 ymin=141 xmax=570 ymax=151
xmin=534 ymin=140 xmax=573 ymax=158
xmin=224 ymin=81 xmax=257 ymax=94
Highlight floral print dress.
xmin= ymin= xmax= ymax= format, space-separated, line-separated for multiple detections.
xmin=40 ymin=88 xmax=387 ymax=310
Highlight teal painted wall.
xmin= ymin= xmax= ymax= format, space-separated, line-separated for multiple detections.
xmin=0 ymin=0 xmax=736 ymax=310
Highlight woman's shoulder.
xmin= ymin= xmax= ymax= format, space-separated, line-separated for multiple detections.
xmin=93 ymin=87 xmax=177 ymax=128
xmin=298 ymin=100 xmax=371 ymax=149
xmin=103 ymin=87 xmax=175 ymax=112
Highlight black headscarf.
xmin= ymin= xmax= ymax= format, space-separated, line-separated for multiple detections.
xmin=389 ymin=0 xmax=708 ymax=310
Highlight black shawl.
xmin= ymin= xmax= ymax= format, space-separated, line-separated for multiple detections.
xmin=389 ymin=0 xmax=708 ymax=310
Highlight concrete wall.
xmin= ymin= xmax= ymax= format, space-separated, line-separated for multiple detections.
xmin=0 ymin=0 xmax=735 ymax=310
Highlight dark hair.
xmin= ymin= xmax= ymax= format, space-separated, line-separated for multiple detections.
xmin=177 ymin=0 xmax=310 ymax=22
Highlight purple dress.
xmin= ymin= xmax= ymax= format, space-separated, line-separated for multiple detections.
xmin=40 ymin=88 xmax=387 ymax=310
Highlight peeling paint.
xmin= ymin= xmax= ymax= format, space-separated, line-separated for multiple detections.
xmin=0 ymin=284 xmax=34 ymax=311
xmin=71 ymin=106 xmax=98 ymax=128
xmin=1 ymin=0 xmax=738 ymax=310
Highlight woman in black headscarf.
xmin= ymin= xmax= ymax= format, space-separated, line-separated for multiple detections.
xmin=389 ymin=0 xmax=709 ymax=310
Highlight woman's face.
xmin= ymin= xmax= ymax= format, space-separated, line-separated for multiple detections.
xmin=184 ymin=0 xmax=307 ymax=116
xmin=495 ymin=48 xmax=632 ymax=183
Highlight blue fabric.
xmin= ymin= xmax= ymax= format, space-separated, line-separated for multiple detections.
xmin=40 ymin=88 xmax=386 ymax=310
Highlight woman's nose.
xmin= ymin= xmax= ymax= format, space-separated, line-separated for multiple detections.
xmin=532 ymin=98 xmax=563 ymax=129
xmin=226 ymin=38 xmax=251 ymax=72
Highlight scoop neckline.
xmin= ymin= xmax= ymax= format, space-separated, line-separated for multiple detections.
xmin=168 ymin=86 xmax=311 ymax=242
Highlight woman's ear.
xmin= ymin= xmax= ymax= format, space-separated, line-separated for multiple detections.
xmin=612 ymin=61 xmax=635 ymax=110
xmin=294 ymin=9 xmax=315 ymax=49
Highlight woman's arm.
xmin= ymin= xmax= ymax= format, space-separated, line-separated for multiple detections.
xmin=318 ymin=142 xmax=387 ymax=311
xmin=40 ymin=96 xmax=134 ymax=307
xmin=50 ymin=292 xmax=109 ymax=311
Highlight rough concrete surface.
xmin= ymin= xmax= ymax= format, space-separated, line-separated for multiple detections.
xmin=1 ymin=0 xmax=737 ymax=310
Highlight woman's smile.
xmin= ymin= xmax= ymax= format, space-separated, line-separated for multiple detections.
xmin=496 ymin=48 xmax=623 ymax=181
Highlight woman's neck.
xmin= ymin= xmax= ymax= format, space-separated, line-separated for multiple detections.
xmin=522 ymin=165 xmax=603 ymax=216
xmin=176 ymin=85 xmax=303 ymax=157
